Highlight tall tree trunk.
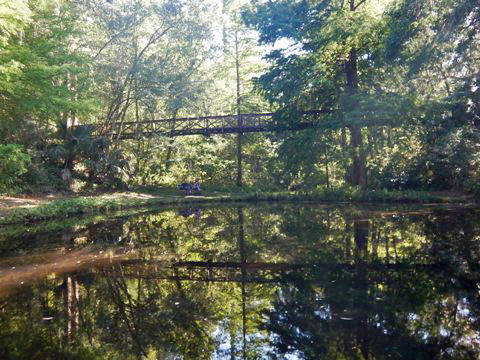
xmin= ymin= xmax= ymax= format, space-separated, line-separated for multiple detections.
xmin=346 ymin=0 xmax=367 ymax=188
xmin=235 ymin=27 xmax=243 ymax=187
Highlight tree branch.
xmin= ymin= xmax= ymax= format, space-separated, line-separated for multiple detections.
xmin=354 ymin=0 xmax=368 ymax=11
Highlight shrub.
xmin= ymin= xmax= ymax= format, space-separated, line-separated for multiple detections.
xmin=22 ymin=162 xmax=67 ymax=193
xmin=0 ymin=144 xmax=31 ymax=193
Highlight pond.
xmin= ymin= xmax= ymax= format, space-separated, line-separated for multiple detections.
xmin=0 ymin=203 xmax=479 ymax=359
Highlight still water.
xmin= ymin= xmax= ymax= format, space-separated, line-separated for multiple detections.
xmin=0 ymin=203 xmax=479 ymax=359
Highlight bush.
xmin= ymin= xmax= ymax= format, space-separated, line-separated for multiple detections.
xmin=0 ymin=144 xmax=31 ymax=193
xmin=22 ymin=162 xmax=67 ymax=193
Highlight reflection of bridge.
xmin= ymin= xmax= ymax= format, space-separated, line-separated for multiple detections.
xmin=101 ymin=110 xmax=331 ymax=139
xmin=104 ymin=260 xmax=298 ymax=283
xmin=102 ymin=260 xmax=437 ymax=284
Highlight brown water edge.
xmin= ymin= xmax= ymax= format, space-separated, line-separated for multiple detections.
xmin=0 ymin=246 xmax=176 ymax=298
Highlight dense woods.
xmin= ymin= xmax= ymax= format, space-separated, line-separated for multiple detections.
xmin=2 ymin=2 xmax=480 ymax=357
xmin=0 ymin=0 xmax=479 ymax=195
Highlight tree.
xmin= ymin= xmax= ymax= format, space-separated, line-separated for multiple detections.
xmin=0 ymin=0 xmax=31 ymax=45
xmin=214 ymin=0 xmax=272 ymax=187
xmin=0 ymin=0 xmax=94 ymax=143
xmin=381 ymin=0 xmax=480 ymax=191
xmin=243 ymin=0 xmax=405 ymax=188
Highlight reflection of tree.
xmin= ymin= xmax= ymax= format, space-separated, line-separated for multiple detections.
xmin=238 ymin=207 xmax=247 ymax=360
xmin=65 ymin=274 xmax=79 ymax=343
xmin=263 ymin=212 xmax=480 ymax=359
xmin=1 ymin=206 xmax=480 ymax=358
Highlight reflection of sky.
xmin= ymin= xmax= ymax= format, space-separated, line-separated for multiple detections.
xmin=212 ymin=322 xmax=274 ymax=359
xmin=285 ymin=353 xmax=302 ymax=360
xmin=212 ymin=324 xmax=230 ymax=359
xmin=314 ymin=304 xmax=332 ymax=320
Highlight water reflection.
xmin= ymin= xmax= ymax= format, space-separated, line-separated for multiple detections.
xmin=178 ymin=207 xmax=202 ymax=219
xmin=0 ymin=204 xmax=479 ymax=359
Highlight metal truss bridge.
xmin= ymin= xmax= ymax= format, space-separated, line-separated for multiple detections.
xmin=101 ymin=110 xmax=331 ymax=139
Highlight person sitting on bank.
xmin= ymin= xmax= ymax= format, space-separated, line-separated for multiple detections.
xmin=177 ymin=182 xmax=192 ymax=194
xmin=177 ymin=180 xmax=201 ymax=195
xmin=192 ymin=179 xmax=201 ymax=194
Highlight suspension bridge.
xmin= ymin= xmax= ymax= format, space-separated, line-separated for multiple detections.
xmin=100 ymin=110 xmax=332 ymax=139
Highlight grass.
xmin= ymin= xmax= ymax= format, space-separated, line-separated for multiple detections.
xmin=0 ymin=187 xmax=474 ymax=226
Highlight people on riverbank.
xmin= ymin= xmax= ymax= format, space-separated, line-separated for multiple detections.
xmin=177 ymin=180 xmax=201 ymax=195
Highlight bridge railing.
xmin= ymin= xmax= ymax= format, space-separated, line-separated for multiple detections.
xmin=106 ymin=113 xmax=276 ymax=139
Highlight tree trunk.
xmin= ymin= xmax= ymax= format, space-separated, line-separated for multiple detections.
xmin=235 ymin=27 xmax=243 ymax=187
xmin=350 ymin=125 xmax=367 ymax=187
xmin=346 ymin=0 xmax=367 ymax=188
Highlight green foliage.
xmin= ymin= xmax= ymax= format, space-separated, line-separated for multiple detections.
xmin=0 ymin=144 xmax=31 ymax=193
xmin=0 ymin=0 xmax=31 ymax=45
xmin=0 ymin=0 xmax=94 ymax=142
xmin=0 ymin=330 xmax=98 ymax=360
